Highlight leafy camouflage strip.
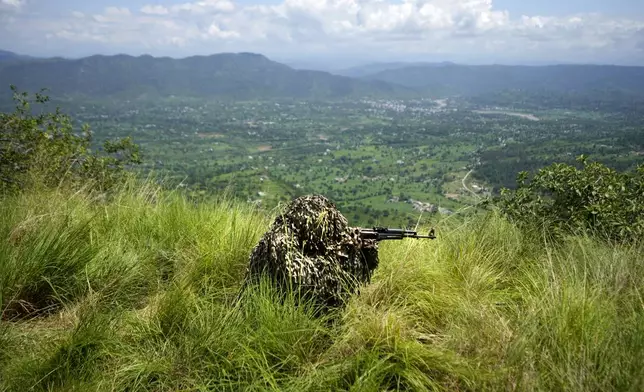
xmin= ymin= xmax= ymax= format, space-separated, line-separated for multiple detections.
xmin=243 ymin=195 xmax=379 ymax=308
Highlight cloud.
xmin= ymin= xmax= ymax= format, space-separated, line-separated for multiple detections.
xmin=0 ymin=0 xmax=24 ymax=27
xmin=141 ymin=5 xmax=169 ymax=15
xmin=1 ymin=0 xmax=644 ymax=64
xmin=0 ymin=0 xmax=23 ymax=9
xmin=0 ymin=0 xmax=24 ymax=15
xmin=207 ymin=22 xmax=240 ymax=39
xmin=104 ymin=7 xmax=131 ymax=17
xmin=170 ymin=0 xmax=235 ymax=14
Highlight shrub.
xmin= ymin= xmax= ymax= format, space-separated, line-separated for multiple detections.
xmin=494 ymin=155 xmax=644 ymax=243
xmin=0 ymin=85 xmax=141 ymax=194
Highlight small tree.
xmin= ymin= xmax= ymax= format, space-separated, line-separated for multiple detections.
xmin=494 ymin=155 xmax=644 ymax=243
xmin=0 ymin=86 xmax=141 ymax=193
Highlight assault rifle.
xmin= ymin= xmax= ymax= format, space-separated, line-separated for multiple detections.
xmin=358 ymin=227 xmax=436 ymax=241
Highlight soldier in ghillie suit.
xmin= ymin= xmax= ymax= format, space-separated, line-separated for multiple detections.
xmin=241 ymin=195 xmax=379 ymax=310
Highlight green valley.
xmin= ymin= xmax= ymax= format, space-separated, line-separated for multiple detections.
xmin=42 ymin=94 xmax=642 ymax=227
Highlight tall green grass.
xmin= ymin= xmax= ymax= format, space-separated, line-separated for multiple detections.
xmin=1 ymin=181 xmax=642 ymax=391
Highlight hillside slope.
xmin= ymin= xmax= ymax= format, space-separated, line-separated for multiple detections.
xmin=0 ymin=53 xmax=413 ymax=100
xmin=1 ymin=182 xmax=642 ymax=391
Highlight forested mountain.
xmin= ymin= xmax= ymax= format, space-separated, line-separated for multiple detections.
xmin=0 ymin=50 xmax=34 ymax=62
xmin=0 ymin=50 xmax=19 ymax=61
xmin=0 ymin=52 xmax=413 ymax=100
xmin=334 ymin=61 xmax=456 ymax=78
xmin=3 ymin=51 xmax=644 ymax=101
xmin=363 ymin=64 xmax=644 ymax=97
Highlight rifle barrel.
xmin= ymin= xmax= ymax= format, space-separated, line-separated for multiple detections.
xmin=357 ymin=227 xmax=436 ymax=240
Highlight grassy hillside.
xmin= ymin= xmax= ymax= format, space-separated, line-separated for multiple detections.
xmin=1 ymin=180 xmax=643 ymax=391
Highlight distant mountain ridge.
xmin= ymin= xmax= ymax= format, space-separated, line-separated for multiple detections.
xmin=2 ymin=51 xmax=644 ymax=101
xmin=0 ymin=50 xmax=35 ymax=62
xmin=361 ymin=63 xmax=644 ymax=97
xmin=0 ymin=50 xmax=18 ymax=61
xmin=334 ymin=61 xmax=457 ymax=78
xmin=0 ymin=52 xmax=414 ymax=100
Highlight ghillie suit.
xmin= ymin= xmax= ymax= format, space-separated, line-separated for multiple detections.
xmin=241 ymin=195 xmax=379 ymax=310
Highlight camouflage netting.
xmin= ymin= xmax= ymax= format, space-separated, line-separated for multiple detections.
xmin=242 ymin=195 xmax=379 ymax=309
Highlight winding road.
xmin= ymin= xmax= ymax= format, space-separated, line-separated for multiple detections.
xmin=462 ymin=170 xmax=480 ymax=199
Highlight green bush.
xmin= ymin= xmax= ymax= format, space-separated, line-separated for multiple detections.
xmin=494 ymin=155 xmax=644 ymax=243
xmin=0 ymin=86 xmax=141 ymax=193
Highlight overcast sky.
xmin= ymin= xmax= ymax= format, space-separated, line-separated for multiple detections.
xmin=2 ymin=0 xmax=644 ymax=66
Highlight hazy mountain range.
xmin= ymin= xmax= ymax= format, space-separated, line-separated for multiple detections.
xmin=0 ymin=52 xmax=414 ymax=100
xmin=1 ymin=51 xmax=644 ymax=100
xmin=362 ymin=63 xmax=644 ymax=97
xmin=0 ymin=50 xmax=34 ymax=62
xmin=333 ymin=62 xmax=458 ymax=78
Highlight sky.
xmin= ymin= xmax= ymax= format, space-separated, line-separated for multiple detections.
xmin=1 ymin=0 xmax=644 ymax=67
